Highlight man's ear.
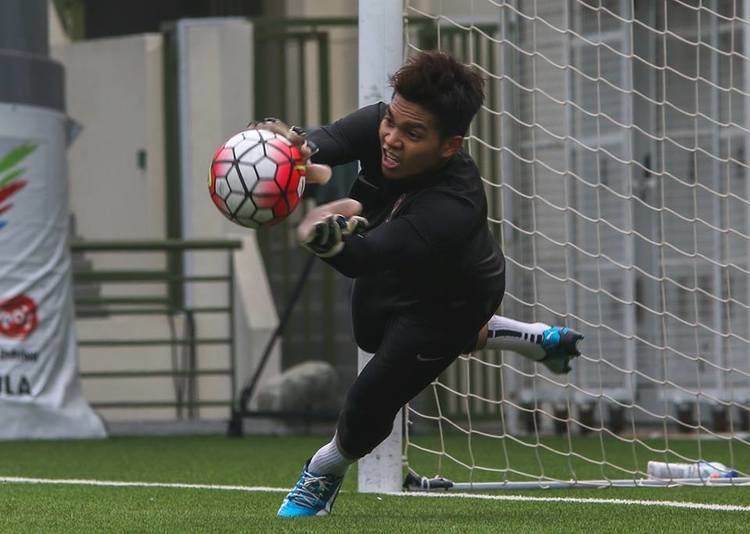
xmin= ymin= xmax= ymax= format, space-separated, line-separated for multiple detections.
xmin=440 ymin=135 xmax=464 ymax=159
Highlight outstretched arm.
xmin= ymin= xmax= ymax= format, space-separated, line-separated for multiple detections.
xmin=247 ymin=118 xmax=333 ymax=185
xmin=250 ymin=103 xmax=384 ymax=181
xmin=297 ymin=192 xmax=477 ymax=278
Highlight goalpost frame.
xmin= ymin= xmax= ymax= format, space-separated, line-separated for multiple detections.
xmin=355 ymin=0 xmax=750 ymax=493
xmin=357 ymin=0 xmax=404 ymax=494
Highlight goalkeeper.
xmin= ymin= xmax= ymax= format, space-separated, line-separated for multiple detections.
xmin=253 ymin=50 xmax=583 ymax=518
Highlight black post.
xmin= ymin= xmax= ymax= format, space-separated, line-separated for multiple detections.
xmin=0 ymin=0 xmax=64 ymax=113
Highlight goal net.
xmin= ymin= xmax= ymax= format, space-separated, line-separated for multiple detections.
xmin=403 ymin=0 xmax=750 ymax=489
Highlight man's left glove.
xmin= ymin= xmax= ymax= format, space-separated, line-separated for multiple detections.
xmin=300 ymin=214 xmax=368 ymax=258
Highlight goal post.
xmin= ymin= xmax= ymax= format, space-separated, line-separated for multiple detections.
xmin=359 ymin=0 xmax=750 ymax=491
xmin=357 ymin=0 xmax=404 ymax=494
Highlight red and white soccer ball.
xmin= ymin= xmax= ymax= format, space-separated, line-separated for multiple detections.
xmin=208 ymin=128 xmax=306 ymax=229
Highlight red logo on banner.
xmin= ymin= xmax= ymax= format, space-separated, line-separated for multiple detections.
xmin=0 ymin=295 xmax=38 ymax=339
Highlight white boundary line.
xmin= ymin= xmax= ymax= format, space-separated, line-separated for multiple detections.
xmin=0 ymin=476 xmax=286 ymax=493
xmin=397 ymin=490 xmax=750 ymax=512
xmin=1 ymin=476 xmax=749 ymax=513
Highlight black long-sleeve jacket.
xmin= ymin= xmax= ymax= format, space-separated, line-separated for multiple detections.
xmin=307 ymin=102 xmax=505 ymax=333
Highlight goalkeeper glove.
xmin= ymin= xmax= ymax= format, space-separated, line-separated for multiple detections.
xmin=246 ymin=117 xmax=329 ymax=184
xmin=300 ymin=214 xmax=368 ymax=258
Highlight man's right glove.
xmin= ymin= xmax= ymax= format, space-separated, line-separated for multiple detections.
xmin=245 ymin=117 xmax=331 ymax=185
xmin=300 ymin=214 xmax=368 ymax=258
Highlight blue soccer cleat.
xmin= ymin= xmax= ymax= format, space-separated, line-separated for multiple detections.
xmin=539 ymin=326 xmax=583 ymax=374
xmin=277 ymin=461 xmax=345 ymax=518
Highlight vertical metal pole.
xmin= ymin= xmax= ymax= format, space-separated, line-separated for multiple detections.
xmin=228 ymin=248 xmax=238 ymax=413
xmin=633 ymin=0 xmax=662 ymax=420
xmin=176 ymin=21 xmax=193 ymax=310
xmin=708 ymin=0 xmax=724 ymax=406
xmin=318 ymin=33 xmax=331 ymax=124
xmin=620 ymin=0 xmax=637 ymax=408
xmin=162 ymin=23 xmax=185 ymax=311
xmin=357 ymin=0 xmax=404 ymax=494
xmin=562 ymin=0 xmax=577 ymax=392
xmin=497 ymin=0 xmax=520 ymax=436
xmin=359 ymin=0 xmax=403 ymax=105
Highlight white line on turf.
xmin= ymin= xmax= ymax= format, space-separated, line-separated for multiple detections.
xmin=1 ymin=476 xmax=748 ymax=512
xmin=0 ymin=476 xmax=286 ymax=493
xmin=397 ymin=491 xmax=750 ymax=512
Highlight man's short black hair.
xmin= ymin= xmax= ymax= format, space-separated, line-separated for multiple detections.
xmin=389 ymin=50 xmax=485 ymax=138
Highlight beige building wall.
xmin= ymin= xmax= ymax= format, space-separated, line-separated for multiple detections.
xmin=51 ymin=20 xmax=281 ymax=424
xmin=52 ymin=34 xmax=166 ymax=242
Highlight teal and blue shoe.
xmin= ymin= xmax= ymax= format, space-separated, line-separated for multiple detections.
xmin=277 ymin=462 xmax=345 ymax=517
xmin=539 ymin=326 xmax=583 ymax=374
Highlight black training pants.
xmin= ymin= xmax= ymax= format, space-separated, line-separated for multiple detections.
xmin=336 ymin=289 xmax=503 ymax=458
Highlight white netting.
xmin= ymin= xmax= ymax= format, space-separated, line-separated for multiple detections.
xmin=404 ymin=0 xmax=750 ymax=488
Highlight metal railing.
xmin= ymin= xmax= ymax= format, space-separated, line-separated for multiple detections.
xmin=71 ymin=239 xmax=241 ymax=418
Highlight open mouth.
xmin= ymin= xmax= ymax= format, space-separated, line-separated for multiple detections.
xmin=382 ymin=147 xmax=400 ymax=170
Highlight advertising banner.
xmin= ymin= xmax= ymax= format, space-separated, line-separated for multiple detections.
xmin=0 ymin=103 xmax=106 ymax=438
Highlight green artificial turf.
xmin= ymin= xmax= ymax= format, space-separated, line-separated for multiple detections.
xmin=0 ymin=435 xmax=747 ymax=533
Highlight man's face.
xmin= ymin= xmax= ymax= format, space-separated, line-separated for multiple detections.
xmin=379 ymin=94 xmax=460 ymax=179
